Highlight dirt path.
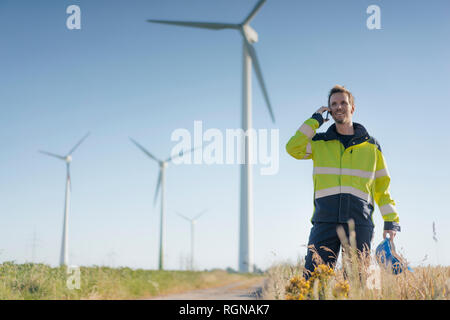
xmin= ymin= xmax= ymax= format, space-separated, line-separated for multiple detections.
xmin=148 ymin=278 xmax=266 ymax=300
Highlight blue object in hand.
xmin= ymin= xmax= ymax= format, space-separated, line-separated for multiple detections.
xmin=375 ymin=238 xmax=414 ymax=274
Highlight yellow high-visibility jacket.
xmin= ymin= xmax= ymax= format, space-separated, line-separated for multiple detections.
xmin=286 ymin=113 xmax=400 ymax=231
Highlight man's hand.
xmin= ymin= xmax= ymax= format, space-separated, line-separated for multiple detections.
xmin=383 ymin=230 xmax=396 ymax=241
xmin=315 ymin=106 xmax=331 ymax=122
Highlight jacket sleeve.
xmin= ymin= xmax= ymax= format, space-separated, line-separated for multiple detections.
xmin=374 ymin=147 xmax=401 ymax=231
xmin=286 ymin=113 xmax=323 ymax=160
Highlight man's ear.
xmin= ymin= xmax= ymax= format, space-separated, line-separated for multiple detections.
xmin=351 ymin=104 xmax=355 ymax=114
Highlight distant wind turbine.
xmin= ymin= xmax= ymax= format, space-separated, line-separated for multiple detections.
xmin=147 ymin=0 xmax=275 ymax=273
xmin=39 ymin=132 xmax=90 ymax=266
xmin=432 ymin=221 xmax=439 ymax=265
xmin=129 ymin=138 xmax=201 ymax=271
xmin=432 ymin=222 xmax=438 ymax=243
xmin=176 ymin=210 xmax=207 ymax=270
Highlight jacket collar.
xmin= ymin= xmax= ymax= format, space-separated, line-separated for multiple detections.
xmin=324 ymin=122 xmax=370 ymax=142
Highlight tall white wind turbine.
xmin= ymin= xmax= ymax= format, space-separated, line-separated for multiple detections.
xmin=176 ymin=210 xmax=207 ymax=270
xmin=39 ymin=132 xmax=90 ymax=267
xmin=129 ymin=138 xmax=200 ymax=271
xmin=147 ymin=0 xmax=275 ymax=273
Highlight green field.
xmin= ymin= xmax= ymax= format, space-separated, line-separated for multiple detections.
xmin=0 ymin=262 xmax=262 ymax=300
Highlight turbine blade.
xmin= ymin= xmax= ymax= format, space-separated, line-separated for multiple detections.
xmin=175 ymin=212 xmax=191 ymax=222
xmin=193 ymin=209 xmax=207 ymax=221
xmin=166 ymin=144 xmax=202 ymax=163
xmin=244 ymin=39 xmax=276 ymax=123
xmin=243 ymin=0 xmax=267 ymax=25
xmin=129 ymin=137 xmax=161 ymax=163
xmin=147 ymin=19 xmax=240 ymax=30
xmin=39 ymin=150 xmax=66 ymax=161
xmin=153 ymin=170 xmax=162 ymax=206
xmin=68 ymin=132 xmax=90 ymax=156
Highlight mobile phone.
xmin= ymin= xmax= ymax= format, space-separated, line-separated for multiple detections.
xmin=325 ymin=110 xmax=330 ymax=121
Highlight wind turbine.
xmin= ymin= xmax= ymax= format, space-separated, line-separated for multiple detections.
xmin=129 ymin=138 xmax=200 ymax=271
xmin=176 ymin=210 xmax=207 ymax=271
xmin=39 ymin=132 xmax=90 ymax=267
xmin=147 ymin=0 xmax=275 ymax=273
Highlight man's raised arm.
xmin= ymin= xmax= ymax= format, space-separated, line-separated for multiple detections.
xmin=286 ymin=106 xmax=328 ymax=160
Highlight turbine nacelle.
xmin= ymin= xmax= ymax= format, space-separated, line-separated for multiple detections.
xmin=242 ymin=24 xmax=258 ymax=43
xmin=65 ymin=155 xmax=72 ymax=164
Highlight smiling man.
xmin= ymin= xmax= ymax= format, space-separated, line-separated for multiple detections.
xmin=286 ymin=85 xmax=400 ymax=279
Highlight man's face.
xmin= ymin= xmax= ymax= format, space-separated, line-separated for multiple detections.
xmin=329 ymin=92 xmax=355 ymax=125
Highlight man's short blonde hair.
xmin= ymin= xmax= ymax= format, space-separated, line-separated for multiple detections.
xmin=328 ymin=85 xmax=355 ymax=107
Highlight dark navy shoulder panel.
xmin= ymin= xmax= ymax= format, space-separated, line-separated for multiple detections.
xmin=312 ymin=132 xmax=328 ymax=141
xmin=367 ymin=136 xmax=382 ymax=152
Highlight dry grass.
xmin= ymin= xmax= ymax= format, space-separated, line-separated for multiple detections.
xmin=262 ymin=221 xmax=450 ymax=300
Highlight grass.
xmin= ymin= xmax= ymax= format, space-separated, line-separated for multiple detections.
xmin=263 ymin=260 xmax=450 ymax=300
xmin=262 ymin=222 xmax=450 ymax=300
xmin=0 ymin=262 xmax=262 ymax=300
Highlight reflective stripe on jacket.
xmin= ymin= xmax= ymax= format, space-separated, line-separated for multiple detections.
xmin=286 ymin=114 xmax=400 ymax=231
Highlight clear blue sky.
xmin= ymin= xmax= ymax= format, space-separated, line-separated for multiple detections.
xmin=0 ymin=0 xmax=449 ymax=270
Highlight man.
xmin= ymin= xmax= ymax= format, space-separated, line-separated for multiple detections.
xmin=286 ymin=85 xmax=400 ymax=279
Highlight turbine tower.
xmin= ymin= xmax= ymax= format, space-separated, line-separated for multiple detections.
xmin=129 ymin=138 xmax=200 ymax=271
xmin=147 ymin=0 xmax=275 ymax=273
xmin=39 ymin=132 xmax=90 ymax=266
xmin=176 ymin=210 xmax=207 ymax=270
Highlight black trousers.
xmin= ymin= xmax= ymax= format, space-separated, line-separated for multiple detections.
xmin=303 ymin=222 xmax=374 ymax=279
